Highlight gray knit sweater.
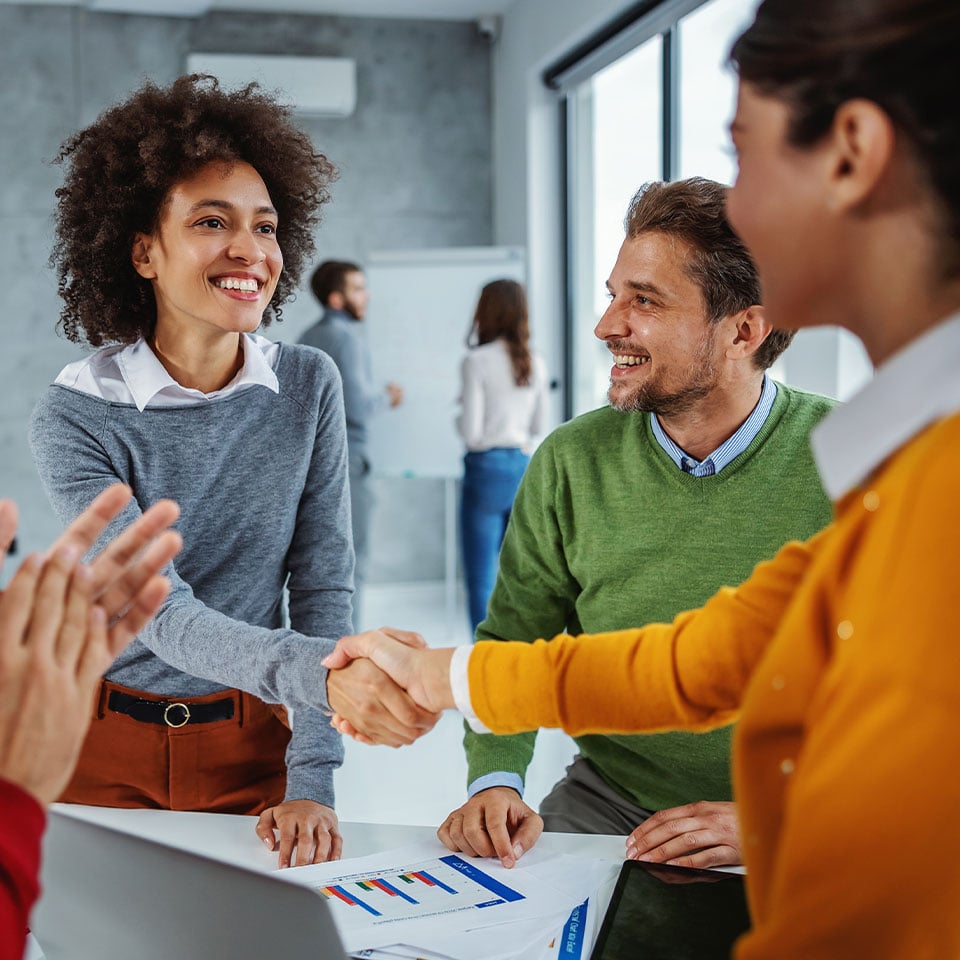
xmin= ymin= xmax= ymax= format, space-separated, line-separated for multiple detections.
xmin=29 ymin=343 xmax=354 ymax=807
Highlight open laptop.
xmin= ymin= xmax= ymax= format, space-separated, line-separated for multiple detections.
xmin=31 ymin=810 xmax=349 ymax=960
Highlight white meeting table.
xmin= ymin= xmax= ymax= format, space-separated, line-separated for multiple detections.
xmin=28 ymin=804 xmax=627 ymax=960
xmin=49 ymin=802 xmax=627 ymax=870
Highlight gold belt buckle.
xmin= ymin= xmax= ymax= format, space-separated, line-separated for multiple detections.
xmin=163 ymin=702 xmax=191 ymax=728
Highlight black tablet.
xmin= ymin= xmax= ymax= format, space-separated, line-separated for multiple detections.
xmin=589 ymin=860 xmax=751 ymax=960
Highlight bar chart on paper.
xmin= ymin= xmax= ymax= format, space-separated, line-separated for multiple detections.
xmin=316 ymin=854 xmax=525 ymax=927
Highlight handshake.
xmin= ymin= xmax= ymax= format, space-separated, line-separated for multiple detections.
xmin=321 ymin=628 xmax=459 ymax=746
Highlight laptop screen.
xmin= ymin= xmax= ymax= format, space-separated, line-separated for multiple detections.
xmin=32 ymin=810 xmax=348 ymax=960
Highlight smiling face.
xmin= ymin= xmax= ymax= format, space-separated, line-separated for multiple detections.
xmin=132 ymin=160 xmax=283 ymax=343
xmin=595 ymin=230 xmax=723 ymax=416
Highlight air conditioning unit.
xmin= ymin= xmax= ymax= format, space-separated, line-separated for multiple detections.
xmin=185 ymin=53 xmax=357 ymax=117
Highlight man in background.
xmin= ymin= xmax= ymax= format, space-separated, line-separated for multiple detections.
xmin=438 ymin=177 xmax=835 ymax=870
xmin=300 ymin=261 xmax=403 ymax=631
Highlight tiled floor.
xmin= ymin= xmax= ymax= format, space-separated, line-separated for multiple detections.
xmin=336 ymin=581 xmax=579 ymax=827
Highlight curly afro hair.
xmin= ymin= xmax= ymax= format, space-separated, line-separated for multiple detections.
xmin=52 ymin=74 xmax=337 ymax=347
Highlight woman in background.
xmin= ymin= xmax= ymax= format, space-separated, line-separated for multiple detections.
xmin=457 ymin=280 xmax=547 ymax=633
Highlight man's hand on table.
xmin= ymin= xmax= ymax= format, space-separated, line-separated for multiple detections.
xmin=438 ymin=787 xmax=544 ymax=869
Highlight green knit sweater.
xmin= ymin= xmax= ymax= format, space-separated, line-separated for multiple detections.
xmin=467 ymin=383 xmax=835 ymax=812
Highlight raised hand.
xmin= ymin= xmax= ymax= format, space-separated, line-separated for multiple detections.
xmin=0 ymin=485 xmax=180 ymax=806
xmin=46 ymin=484 xmax=182 ymax=656
xmin=438 ymin=788 xmax=544 ymax=869
xmin=625 ymin=800 xmax=742 ymax=869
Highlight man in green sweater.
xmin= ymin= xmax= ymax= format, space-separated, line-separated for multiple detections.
xmin=439 ymin=177 xmax=835 ymax=870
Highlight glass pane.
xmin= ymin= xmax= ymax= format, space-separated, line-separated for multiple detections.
xmin=568 ymin=35 xmax=662 ymax=417
xmin=678 ymin=0 xmax=761 ymax=184
xmin=679 ymin=0 xmax=874 ymax=399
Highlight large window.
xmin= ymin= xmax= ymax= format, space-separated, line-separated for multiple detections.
xmin=678 ymin=0 xmax=758 ymax=181
xmin=565 ymin=0 xmax=760 ymax=417
xmin=560 ymin=0 xmax=871 ymax=417
xmin=567 ymin=35 xmax=662 ymax=416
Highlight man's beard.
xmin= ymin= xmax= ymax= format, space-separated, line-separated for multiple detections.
xmin=607 ymin=330 xmax=720 ymax=417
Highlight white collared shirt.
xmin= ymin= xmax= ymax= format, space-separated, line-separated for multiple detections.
xmin=54 ymin=333 xmax=280 ymax=410
xmin=811 ymin=312 xmax=960 ymax=499
xmin=456 ymin=311 xmax=960 ymax=734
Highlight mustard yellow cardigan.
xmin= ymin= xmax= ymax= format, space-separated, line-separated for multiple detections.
xmin=469 ymin=411 xmax=960 ymax=958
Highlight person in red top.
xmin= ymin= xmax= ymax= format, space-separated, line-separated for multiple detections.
xmin=0 ymin=484 xmax=181 ymax=959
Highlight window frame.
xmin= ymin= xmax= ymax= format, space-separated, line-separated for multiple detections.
xmin=548 ymin=0 xmax=709 ymax=419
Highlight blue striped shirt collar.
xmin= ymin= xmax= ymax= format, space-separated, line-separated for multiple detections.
xmin=650 ymin=375 xmax=778 ymax=476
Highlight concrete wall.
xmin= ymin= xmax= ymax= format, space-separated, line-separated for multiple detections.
xmin=0 ymin=5 xmax=492 ymax=582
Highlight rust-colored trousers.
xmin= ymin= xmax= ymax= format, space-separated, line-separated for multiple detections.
xmin=61 ymin=679 xmax=290 ymax=814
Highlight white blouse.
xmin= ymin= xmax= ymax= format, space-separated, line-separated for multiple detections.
xmin=456 ymin=339 xmax=547 ymax=452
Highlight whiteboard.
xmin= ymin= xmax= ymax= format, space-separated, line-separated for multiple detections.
xmin=364 ymin=247 xmax=526 ymax=478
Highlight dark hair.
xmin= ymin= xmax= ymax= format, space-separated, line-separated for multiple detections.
xmin=625 ymin=177 xmax=793 ymax=371
xmin=310 ymin=260 xmax=363 ymax=306
xmin=52 ymin=74 xmax=337 ymax=347
xmin=732 ymin=0 xmax=960 ymax=271
xmin=468 ymin=279 xmax=532 ymax=386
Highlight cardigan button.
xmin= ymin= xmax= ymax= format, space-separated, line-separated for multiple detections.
xmin=863 ymin=490 xmax=880 ymax=511
xmin=780 ymin=758 xmax=795 ymax=775
xmin=836 ymin=620 xmax=854 ymax=640
xmin=771 ymin=675 xmax=786 ymax=691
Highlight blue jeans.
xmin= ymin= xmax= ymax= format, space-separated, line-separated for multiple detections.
xmin=460 ymin=447 xmax=530 ymax=633
xmin=347 ymin=450 xmax=374 ymax=633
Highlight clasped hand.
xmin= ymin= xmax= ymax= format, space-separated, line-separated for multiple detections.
xmin=322 ymin=627 xmax=455 ymax=745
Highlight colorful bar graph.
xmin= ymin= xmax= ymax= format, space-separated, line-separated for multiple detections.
xmin=320 ymin=884 xmax=381 ymax=917
xmin=414 ymin=870 xmax=457 ymax=895
xmin=316 ymin=854 xmax=528 ymax=928
xmin=372 ymin=877 xmax=419 ymax=905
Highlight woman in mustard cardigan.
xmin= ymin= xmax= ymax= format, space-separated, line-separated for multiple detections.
xmin=326 ymin=0 xmax=960 ymax=956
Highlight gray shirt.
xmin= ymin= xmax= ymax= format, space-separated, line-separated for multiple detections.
xmin=299 ymin=308 xmax=387 ymax=462
xmin=29 ymin=344 xmax=354 ymax=807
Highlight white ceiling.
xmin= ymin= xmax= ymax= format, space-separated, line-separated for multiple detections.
xmin=0 ymin=0 xmax=515 ymax=19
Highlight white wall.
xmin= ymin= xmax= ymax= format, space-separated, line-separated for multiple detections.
xmin=491 ymin=0 xmax=634 ymax=423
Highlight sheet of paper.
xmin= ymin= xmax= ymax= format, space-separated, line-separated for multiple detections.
xmin=280 ymin=841 xmax=571 ymax=954
xmin=282 ymin=841 xmax=620 ymax=959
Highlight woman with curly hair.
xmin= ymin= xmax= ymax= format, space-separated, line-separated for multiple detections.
xmin=28 ymin=74 xmax=434 ymax=867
